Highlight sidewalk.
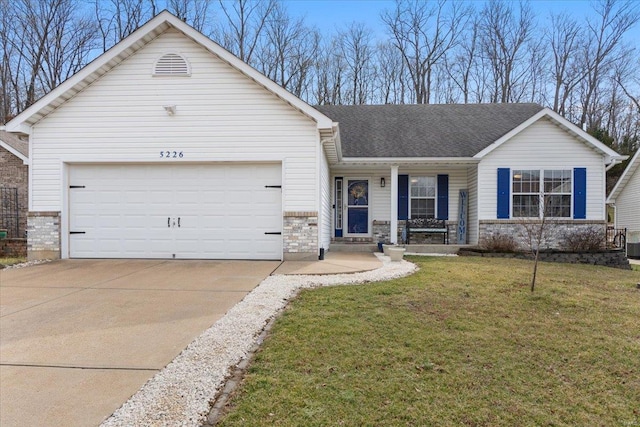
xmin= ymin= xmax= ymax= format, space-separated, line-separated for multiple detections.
xmin=273 ymin=252 xmax=382 ymax=275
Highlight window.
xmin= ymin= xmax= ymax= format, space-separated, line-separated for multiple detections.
xmin=410 ymin=176 xmax=436 ymax=218
xmin=512 ymin=169 xmax=571 ymax=218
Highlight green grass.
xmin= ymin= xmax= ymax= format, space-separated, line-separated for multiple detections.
xmin=0 ymin=257 xmax=26 ymax=268
xmin=219 ymin=257 xmax=640 ymax=427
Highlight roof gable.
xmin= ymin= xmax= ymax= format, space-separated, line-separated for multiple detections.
xmin=0 ymin=130 xmax=29 ymax=164
xmin=607 ymin=149 xmax=640 ymax=203
xmin=474 ymin=108 xmax=624 ymax=164
xmin=5 ymin=10 xmax=333 ymax=134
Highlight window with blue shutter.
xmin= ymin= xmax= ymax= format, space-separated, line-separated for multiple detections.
xmin=398 ymin=175 xmax=409 ymax=220
xmin=573 ymin=168 xmax=586 ymax=219
xmin=437 ymin=174 xmax=449 ymax=220
xmin=497 ymin=168 xmax=510 ymax=219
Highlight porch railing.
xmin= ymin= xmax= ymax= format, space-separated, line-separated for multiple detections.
xmin=606 ymin=226 xmax=626 ymax=249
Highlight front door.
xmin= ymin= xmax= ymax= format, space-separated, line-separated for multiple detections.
xmin=345 ymin=179 xmax=369 ymax=235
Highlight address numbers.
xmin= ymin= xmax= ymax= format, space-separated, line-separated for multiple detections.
xmin=160 ymin=151 xmax=184 ymax=158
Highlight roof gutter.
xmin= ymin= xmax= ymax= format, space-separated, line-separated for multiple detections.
xmin=605 ymin=155 xmax=628 ymax=171
xmin=338 ymin=157 xmax=480 ymax=165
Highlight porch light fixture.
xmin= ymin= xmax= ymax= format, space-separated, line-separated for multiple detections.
xmin=163 ymin=105 xmax=177 ymax=115
xmin=380 ymin=177 xmax=386 ymax=187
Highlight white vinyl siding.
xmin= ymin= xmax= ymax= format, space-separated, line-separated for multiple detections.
xmin=29 ymin=28 xmax=319 ymax=214
xmin=616 ymin=166 xmax=640 ymax=234
xmin=477 ymin=118 xmax=606 ymax=221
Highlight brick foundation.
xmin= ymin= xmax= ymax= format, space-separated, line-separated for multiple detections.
xmin=283 ymin=211 xmax=318 ymax=260
xmin=0 ymin=238 xmax=27 ymax=257
xmin=27 ymin=211 xmax=61 ymax=261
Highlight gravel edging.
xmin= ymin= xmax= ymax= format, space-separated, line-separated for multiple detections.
xmin=1 ymin=259 xmax=51 ymax=270
xmin=100 ymin=254 xmax=417 ymax=427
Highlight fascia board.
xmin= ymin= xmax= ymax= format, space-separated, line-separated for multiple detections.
xmin=339 ymin=157 xmax=480 ymax=165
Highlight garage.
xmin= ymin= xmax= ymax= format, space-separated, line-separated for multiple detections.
xmin=68 ymin=163 xmax=282 ymax=260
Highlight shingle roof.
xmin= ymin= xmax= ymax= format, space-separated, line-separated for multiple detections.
xmin=314 ymin=103 xmax=544 ymax=158
xmin=0 ymin=130 xmax=29 ymax=158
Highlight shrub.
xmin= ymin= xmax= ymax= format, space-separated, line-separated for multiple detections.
xmin=480 ymin=233 xmax=519 ymax=252
xmin=561 ymin=227 xmax=606 ymax=252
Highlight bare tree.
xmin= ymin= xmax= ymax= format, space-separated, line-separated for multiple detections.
xmin=578 ymin=0 xmax=640 ymax=129
xmin=374 ymin=41 xmax=408 ymax=104
xmin=167 ymin=0 xmax=212 ymax=32
xmin=256 ymin=2 xmax=319 ymax=98
xmin=214 ymin=0 xmax=276 ymax=65
xmin=94 ymin=0 xmax=154 ymax=52
xmin=479 ymin=0 xmax=537 ymax=103
xmin=382 ymin=0 xmax=469 ymax=104
xmin=548 ymin=12 xmax=584 ymax=115
xmin=336 ymin=22 xmax=376 ymax=104
xmin=445 ymin=17 xmax=479 ymax=103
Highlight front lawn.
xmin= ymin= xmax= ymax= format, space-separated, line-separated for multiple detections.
xmin=218 ymin=257 xmax=640 ymax=426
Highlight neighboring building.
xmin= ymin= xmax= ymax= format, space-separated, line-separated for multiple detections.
xmin=4 ymin=11 xmax=625 ymax=261
xmin=607 ymin=149 xmax=640 ymax=243
xmin=0 ymin=130 xmax=29 ymax=239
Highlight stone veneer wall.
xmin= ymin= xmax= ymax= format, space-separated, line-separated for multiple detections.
xmin=372 ymin=220 xmax=459 ymax=244
xmin=479 ymin=220 xmax=606 ymax=250
xmin=27 ymin=211 xmax=61 ymax=261
xmin=283 ymin=211 xmax=318 ymax=260
xmin=459 ymin=248 xmax=631 ymax=270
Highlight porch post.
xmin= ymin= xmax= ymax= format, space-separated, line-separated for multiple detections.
xmin=390 ymin=165 xmax=398 ymax=244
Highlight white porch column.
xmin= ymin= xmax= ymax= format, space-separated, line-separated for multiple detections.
xmin=390 ymin=165 xmax=399 ymax=244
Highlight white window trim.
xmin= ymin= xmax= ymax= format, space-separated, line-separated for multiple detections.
xmin=511 ymin=169 xmax=572 ymax=219
xmin=409 ymin=175 xmax=437 ymax=219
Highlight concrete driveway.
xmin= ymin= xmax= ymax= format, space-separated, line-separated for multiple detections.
xmin=0 ymin=259 xmax=279 ymax=427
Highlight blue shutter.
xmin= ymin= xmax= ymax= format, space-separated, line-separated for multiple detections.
xmin=398 ymin=174 xmax=409 ymax=220
xmin=573 ymin=168 xmax=586 ymax=219
xmin=497 ymin=168 xmax=510 ymax=219
xmin=437 ymin=174 xmax=449 ymax=220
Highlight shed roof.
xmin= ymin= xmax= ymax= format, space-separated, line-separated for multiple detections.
xmin=314 ymin=103 xmax=544 ymax=158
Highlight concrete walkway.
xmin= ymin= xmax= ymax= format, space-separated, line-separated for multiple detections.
xmin=274 ymin=252 xmax=382 ymax=275
xmin=0 ymin=259 xmax=279 ymax=427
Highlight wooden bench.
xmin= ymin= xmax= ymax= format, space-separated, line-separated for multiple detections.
xmin=406 ymin=218 xmax=449 ymax=244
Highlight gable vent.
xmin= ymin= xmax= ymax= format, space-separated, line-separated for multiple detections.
xmin=154 ymin=53 xmax=190 ymax=76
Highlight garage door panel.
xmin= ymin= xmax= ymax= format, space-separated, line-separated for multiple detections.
xmin=69 ymin=164 xmax=282 ymax=260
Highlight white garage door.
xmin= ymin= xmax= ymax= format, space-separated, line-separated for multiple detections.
xmin=68 ymin=163 xmax=282 ymax=259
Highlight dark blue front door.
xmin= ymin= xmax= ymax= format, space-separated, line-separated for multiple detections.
xmin=346 ymin=179 xmax=369 ymax=235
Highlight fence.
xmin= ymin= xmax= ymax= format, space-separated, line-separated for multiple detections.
xmin=606 ymin=226 xmax=626 ymax=249
xmin=0 ymin=187 xmax=20 ymax=238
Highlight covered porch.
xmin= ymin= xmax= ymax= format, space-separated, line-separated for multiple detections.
xmin=329 ymin=160 xmax=479 ymax=249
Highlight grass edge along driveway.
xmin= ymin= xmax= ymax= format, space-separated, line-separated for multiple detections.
xmin=218 ymin=256 xmax=640 ymax=427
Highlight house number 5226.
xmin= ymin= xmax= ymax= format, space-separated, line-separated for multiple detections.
xmin=160 ymin=151 xmax=184 ymax=158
